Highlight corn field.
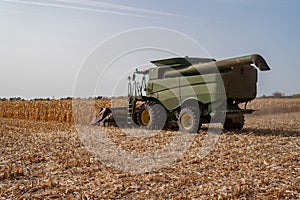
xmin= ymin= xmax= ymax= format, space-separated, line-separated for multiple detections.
xmin=0 ymin=98 xmax=299 ymax=124
xmin=0 ymin=99 xmax=115 ymax=124
xmin=0 ymin=98 xmax=299 ymax=199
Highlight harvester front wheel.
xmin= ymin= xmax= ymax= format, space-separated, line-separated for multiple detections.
xmin=178 ymin=106 xmax=201 ymax=133
xmin=137 ymin=102 xmax=166 ymax=130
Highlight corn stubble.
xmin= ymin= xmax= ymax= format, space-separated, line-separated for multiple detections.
xmin=0 ymin=98 xmax=299 ymax=199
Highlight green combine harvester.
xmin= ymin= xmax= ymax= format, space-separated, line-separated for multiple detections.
xmin=91 ymin=54 xmax=270 ymax=133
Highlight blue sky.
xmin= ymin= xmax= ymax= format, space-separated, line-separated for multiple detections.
xmin=0 ymin=0 xmax=299 ymax=98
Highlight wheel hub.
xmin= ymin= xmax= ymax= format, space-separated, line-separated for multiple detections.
xmin=141 ymin=109 xmax=150 ymax=125
xmin=181 ymin=113 xmax=193 ymax=129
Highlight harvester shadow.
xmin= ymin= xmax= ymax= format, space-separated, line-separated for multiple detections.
xmin=235 ymin=127 xmax=300 ymax=137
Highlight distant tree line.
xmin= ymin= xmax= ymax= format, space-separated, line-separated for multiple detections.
xmin=1 ymin=93 xmax=300 ymax=101
xmin=260 ymin=92 xmax=300 ymax=98
xmin=0 ymin=96 xmax=108 ymax=101
xmin=0 ymin=97 xmax=24 ymax=101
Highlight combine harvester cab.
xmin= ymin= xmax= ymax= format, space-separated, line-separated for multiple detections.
xmin=91 ymin=54 xmax=270 ymax=133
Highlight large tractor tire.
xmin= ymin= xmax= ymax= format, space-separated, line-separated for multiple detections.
xmin=178 ymin=106 xmax=201 ymax=133
xmin=137 ymin=102 xmax=167 ymax=130
xmin=223 ymin=114 xmax=244 ymax=130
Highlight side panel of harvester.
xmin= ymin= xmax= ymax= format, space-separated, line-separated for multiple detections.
xmin=146 ymin=73 xmax=225 ymax=111
xmin=222 ymin=65 xmax=257 ymax=101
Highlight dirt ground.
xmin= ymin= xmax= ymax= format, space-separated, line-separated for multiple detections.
xmin=0 ymin=99 xmax=299 ymax=199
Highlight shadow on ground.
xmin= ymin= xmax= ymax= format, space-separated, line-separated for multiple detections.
xmin=229 ymin=128 xmax=300 ymax=137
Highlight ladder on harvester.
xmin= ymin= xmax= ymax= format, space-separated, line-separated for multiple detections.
xmin=127 ymin=97 xmax=134 ymax=125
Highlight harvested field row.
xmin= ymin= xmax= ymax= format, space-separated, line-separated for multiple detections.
xmin=0 ymin=98 xmax=300 ymax=199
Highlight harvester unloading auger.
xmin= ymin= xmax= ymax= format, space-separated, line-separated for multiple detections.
xmin=91 ymin=54 xmax=270 ymax=133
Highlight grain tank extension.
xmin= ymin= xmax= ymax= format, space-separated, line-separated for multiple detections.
xmin=91 ymin=54 xmax=270 ymax=133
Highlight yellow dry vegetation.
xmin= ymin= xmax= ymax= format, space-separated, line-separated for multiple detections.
xmin=248 ymin=98 xmax=300 ymax=115
xmin=0 ymin=99 xmax=113 ymax=124
xmin=0 ymin=100 xmax=73 ymax=123
xmin=0 ymin=98 xmax=299 ymax=199
xmin=1 ymin=98 xmax=300 ymax=124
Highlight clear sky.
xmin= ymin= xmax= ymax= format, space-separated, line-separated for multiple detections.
xmin=0 ymin=0 xmax=299 ymax=99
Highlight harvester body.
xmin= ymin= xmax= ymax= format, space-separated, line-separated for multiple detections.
xmin=92 ymin=54 xmax=270 ymax=132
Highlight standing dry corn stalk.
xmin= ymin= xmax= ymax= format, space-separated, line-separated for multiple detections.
xmin=0 ymin=98 xmax=116 ymax=124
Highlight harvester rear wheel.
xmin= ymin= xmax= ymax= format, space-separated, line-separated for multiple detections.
xmin=223 ymin=114 xmax=244 ymax=130
xmin=137 ymin=102 xmax=166 ymax=130
xmin=178 ymin=106 xmax=201 ymax=133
